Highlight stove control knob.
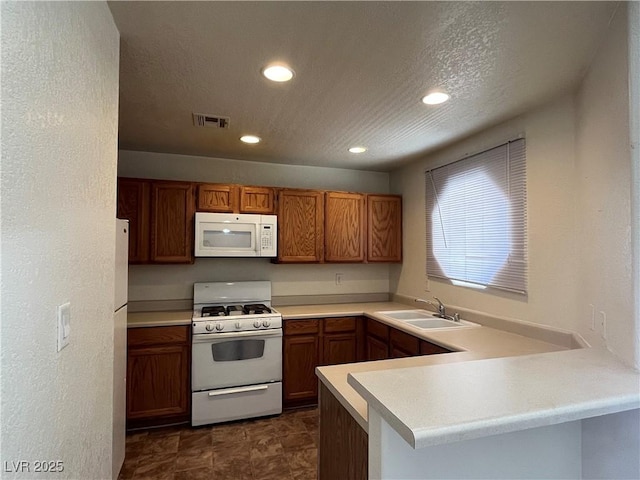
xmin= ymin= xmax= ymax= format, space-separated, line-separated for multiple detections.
xmin=205 ymin=323 xmax=214 ymax=332
xmin=215 ymin=323 xmax=224 ymax=331
xmin=235 ymin=321 xmax=242 ymax=329
xmin=253 ymin=320 xmax=261 ymax=328
xmin=262 ymin=320 xmax=271 ymax=328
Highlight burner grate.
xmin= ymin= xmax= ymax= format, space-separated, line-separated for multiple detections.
xmin=201 ymin=306 xmax=227 ymax=317
xmin=243 ymin=303 xmax=272 ymax=315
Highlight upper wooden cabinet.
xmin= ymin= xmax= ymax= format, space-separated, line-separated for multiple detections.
xmin=197 ymin=184 xmax=275 ymax=214
xmin=325 ymin=192 xmax=366 ymax=263
xmin=117 ymin=178 xmax=150 ymax=263
xmin=118 ymin=178 xmax=195 ymax=264
xmin=367 ymin=194 xmax=402 ymax=262
xmin=240 ymin=186 xmax=275 ymax=214
xmin=277 ymin=189 xmax=324 ymax=263
xmin=197 ymin=184 xmax=238 ymax=213
xmin=150 ymin=181 xmax=195 ymax=263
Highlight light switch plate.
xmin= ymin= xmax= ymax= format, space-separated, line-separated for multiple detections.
xmin=57 ymin=302 xmax=71 ymax=352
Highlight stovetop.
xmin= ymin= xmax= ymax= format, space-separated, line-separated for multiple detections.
xmin=200 ymin=303 xmax=273 ymax=318
xmin=192 ymin=281 xmax=282 ymax=334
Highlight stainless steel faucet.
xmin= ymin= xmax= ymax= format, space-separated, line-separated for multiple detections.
xmin=433 ymin=297 xmax=446 ymax=317
xmin=415 ymin=297 xmax=460 ymax=322
xmin=414 ymin=298 xmax=437 ymax=310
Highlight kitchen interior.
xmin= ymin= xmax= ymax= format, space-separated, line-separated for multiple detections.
xmin=1 ymin=2 xmax=639 ymax=480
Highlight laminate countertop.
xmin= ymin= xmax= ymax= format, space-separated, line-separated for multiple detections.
xmin=285 ymin=303 xmax=640 ymax=452
xmin=280 ymin=302 xmax=569 ymax=431
xmin=127 ymin=310 xmax=192 ymax=328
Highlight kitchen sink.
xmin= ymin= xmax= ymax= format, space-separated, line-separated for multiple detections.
xmin=375 ymin=310 xmax=480 ymax=329
xmin=375 ymin=310 xmax=436 ymax=321
xmin=406 ymin=318 xmax=471 ymax=329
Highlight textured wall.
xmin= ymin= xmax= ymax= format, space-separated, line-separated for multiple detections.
xmin=390 ymin=95 xmax=580 ymax=330
xmin=118 ymin=150 xmax=391 ymax=302
xmin=575 ymin=4 xmax=636 ymax=367
xmin=118 ymin=149 xmax=390 ymax=192
xmin=1 ymin=3 xmax=119 ymax=478
xmin=390 ymin=5 xmax=637 ymax=367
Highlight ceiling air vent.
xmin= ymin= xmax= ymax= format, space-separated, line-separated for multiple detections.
xmin=192 ymin=113 xmax=230 ymax=129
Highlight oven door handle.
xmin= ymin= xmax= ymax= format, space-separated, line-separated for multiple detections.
xmin=192 ymin=329 xmax=282 ymax=343
xmin=207 ymin=385 xmax=269 ymax=397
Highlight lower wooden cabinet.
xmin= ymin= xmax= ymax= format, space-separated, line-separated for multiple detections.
xmin=389 ymin=327 xmax=420 ymax=358
xmin=284 ymin=316 xmax=453 ymax=408
xmin=283 ymin=319 xmax=320 ymax=407
xmin=126 ymin=325 xmax=191 ymax=428
xmin=283 ymin=316 xmax=360 ymax=407
xmin=365 ymin=318 xmax=452 ymax=361
xmin=319 ymin=382 xmax=367 ymax=480
xmin=365 ymin=334 xmax=389 ymax=360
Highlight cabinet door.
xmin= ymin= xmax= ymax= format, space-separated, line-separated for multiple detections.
xmin=277 ymin=189 xmax=324 ymax=263
xmin=283 ymin=334 xmax=320 ymax=406
xmin=367 ymin=195 xmax=402 ymax=262
xmin=366 ymin=318 xmax=389 ymax=342
xmin=389 ymin=328 xmax=420 ymax=356
xmin=197 ymin=184 xmax=238 ymax=213
xmin=127 ymin=343 xmax=190 ymax=420
xmin=240 ymin=186 xmax=275 ymax=214
xmin=420 ymin=340 xmax=451 ymax=355
xmin=117 ymin=178 xmax=150 ymax=263
xmin=150 ymin=182 xmax=195 ymax=263
xmin=366 ymin=335 xmax=389 ymax=361
xmin=325 ymin=192 xmax=366 ymax=262
xmin=322 ymin=333 xmax=357 ymax=366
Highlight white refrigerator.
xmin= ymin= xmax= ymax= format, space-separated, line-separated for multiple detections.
xmin=113 ymin=219 xmax=129 ymax=478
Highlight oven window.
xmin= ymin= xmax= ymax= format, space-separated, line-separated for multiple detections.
xmin=211 ymin=339 xmax=265 ymax=361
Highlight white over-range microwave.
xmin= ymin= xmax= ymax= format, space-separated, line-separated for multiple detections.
xmin=194 ymin=212 xmax=277 ymax=257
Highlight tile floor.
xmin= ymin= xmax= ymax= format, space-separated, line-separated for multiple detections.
xmin=119 ymin=407 xmax=319 ymax=480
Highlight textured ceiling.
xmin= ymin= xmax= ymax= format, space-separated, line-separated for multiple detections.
xmin=109 ymin=1 xmax=617 ymax=172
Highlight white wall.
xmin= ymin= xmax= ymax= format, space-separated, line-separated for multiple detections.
xmin=118 ymin=150 xmax=389 ymax=192
xmin=390 ymin=96 xmax=580 ymax=328
xmin=390 ymin=5 xmax=637 ymax=367
xmin=1 ymin=3 xmax=119 ymax=479
xmin=574 ymin=4 xmax=635 ymax=365
xmin=118 ymin=150 xmax=391 ymax=303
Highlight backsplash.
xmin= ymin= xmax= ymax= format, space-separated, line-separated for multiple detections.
xmin=128 ymin=258 xmax=390 ymax=306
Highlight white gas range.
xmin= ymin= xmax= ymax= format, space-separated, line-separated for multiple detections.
xmin=191 ymin=281 xmax=283 ymax=427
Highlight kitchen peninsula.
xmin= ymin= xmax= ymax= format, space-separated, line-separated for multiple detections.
xmin=278 ymin=302 xmax=640 ymax=480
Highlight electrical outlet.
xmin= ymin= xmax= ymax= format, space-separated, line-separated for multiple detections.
xmin=57 ymin=302 xmax=71 ymax=352
xmin=335 ymin=273 xmax=343 ymax=286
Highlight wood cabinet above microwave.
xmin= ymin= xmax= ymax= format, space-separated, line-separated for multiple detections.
xmin=197 ymin=183 xmax=275 ymax=215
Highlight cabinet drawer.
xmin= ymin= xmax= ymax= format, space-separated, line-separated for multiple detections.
xmin=366 ymin=319 xmax=389 ymax=341
xmin=284 ymin=319 xmax=320 ymax=335
xmin=128 ymin=325 xmax=190 ymax=347
xmin=389 ymin=328 xmax=419 ymax=355
xmin=324 ymin=317 xmax=356 ymax=333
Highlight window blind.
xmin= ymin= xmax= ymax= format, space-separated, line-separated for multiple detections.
xmin=425 ymin=138 xmax=527 ymax=293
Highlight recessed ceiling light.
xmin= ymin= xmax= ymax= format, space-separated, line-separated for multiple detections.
xmin=262 ymin=64 xmax=294 ymax=82
xmin=240 ymin=135 xmax=261 ymax=144
xmin=422 ymin=92 xmax=450 ymax=105
xmin=349 ymin=146 xmax=367 ymax=154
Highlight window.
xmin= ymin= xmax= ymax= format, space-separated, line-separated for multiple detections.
xmin=425 ymin=138 xmax=527 ymax=293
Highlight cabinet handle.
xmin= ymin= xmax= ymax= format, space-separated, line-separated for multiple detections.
xmin=207 ymin=385 xmax=269 ymax=397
